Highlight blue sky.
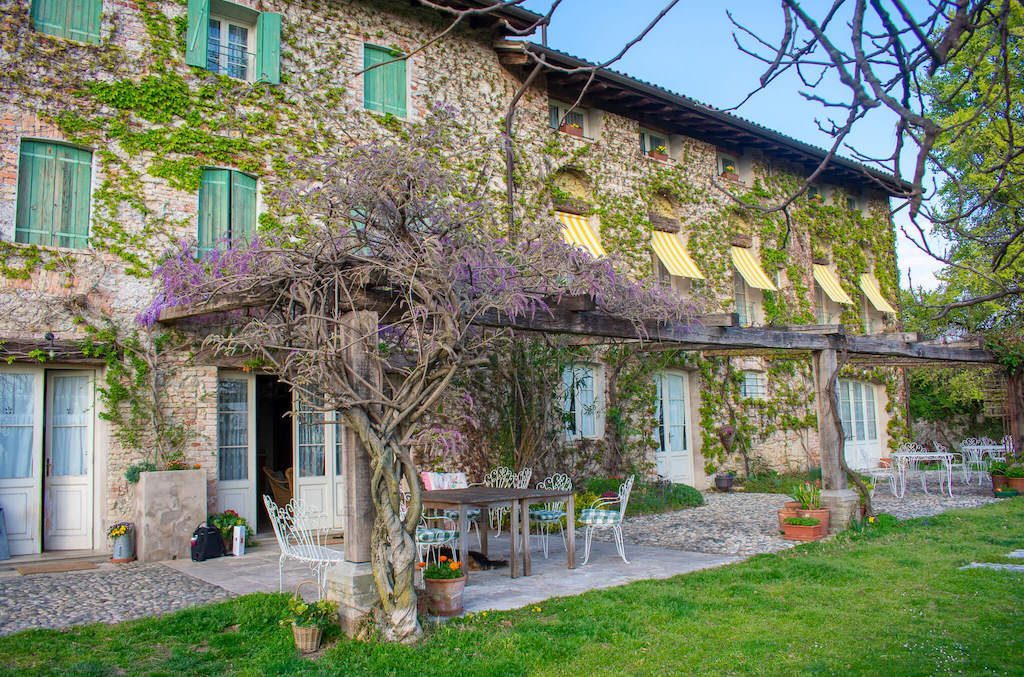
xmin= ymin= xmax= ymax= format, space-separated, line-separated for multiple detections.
xmin=520 ymin=0 xmax=943 ymax=289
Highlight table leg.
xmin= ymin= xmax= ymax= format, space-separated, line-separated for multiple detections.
xmin=566 ymin=492 xmax=576 ymax=570
xmin=946 ymin=460 xmax=954 ymax=497
xmin=510 ymin=500 xmax=519 ymax=578
xmin=458 ymin=505 xmax=469 ymax=580
xmin=521 ymin=498 xmax=532 ymax=577
xmin=481 ymin=507 xmax=490 ymax=557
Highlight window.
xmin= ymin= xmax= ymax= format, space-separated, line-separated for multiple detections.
xmin=862 ymin=296 xmax=877 ymax=334
xmin=364 ymin=44 xmax=407 ymax=118
xmin=562 ymin=363 xmax=602 ymax=440
xmin=807 ymin=185 xmax=822 ymax=202
xmin=846 ymin=196 xmax=859 ymax=211
xmin=185 ymin=0 xmax=281 ymax=84
xmin=30 ymin=0 xmax=102 ymax=43
xmin=549 ymin=101 xmax=588 ymax=137
xmin=718 ymin=154 xmax=738 ymax=176
xmin=739 ymin=371 xmax=766 ymax=400
xmin=734 ymin=272 xmax=752 ymax=326
xmin=640 ymin=129 xmax=668 ymax=157
xmin=198 ymin=168 xmax=257 ymax=253
xmin=815 ymin=284 xmax=831 ymax=324
xmin=15 ymin=140 xmax=92 ymax=249
xmin=655 ymin=372 xmax=689 ymax=454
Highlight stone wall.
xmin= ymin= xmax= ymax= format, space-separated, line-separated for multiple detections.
xmin=0 ymin=0 xmax=906 ymax=532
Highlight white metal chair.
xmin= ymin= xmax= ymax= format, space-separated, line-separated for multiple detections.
xmin=263 ymin=494 xmax=343 ymax=599
xmin=853 ymin=445 xmax=897 ymax=496
xmin=483 ymin=466 xmax=517 ymax=537
xmin=421 ymin=471 xmax=482 ymax=549
xmin=933 ymin=441 xmax=969 ymax=483
xmin=529 ymin=473 xmax=572 ymax=559
xmin=401 ymin=491 xmax=460 ymax=566
xmin=580 ymin=475 xmax=634 ymax=565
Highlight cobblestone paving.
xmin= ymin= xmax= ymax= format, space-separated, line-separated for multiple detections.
xmin=0 ymin=562 xmax=232 ymax=636
xmin=588 ymin=482 xmax=1000 ymax=556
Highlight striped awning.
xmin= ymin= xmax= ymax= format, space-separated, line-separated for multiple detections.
xmin=651 ymin=231 xmax=704 ymax=279
xmin=859 ymin=274 xmax=897 ymax=313
xmin=730 ymin=246 xmax=777 ymax=291
xmin=812 ymin=264 xmax=853 ymax=305
xmin=556 ymin=211 xmax=606 ymax=258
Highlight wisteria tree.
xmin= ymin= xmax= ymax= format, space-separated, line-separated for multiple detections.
xmin=143 ymin=113 xmax=698 ymax=641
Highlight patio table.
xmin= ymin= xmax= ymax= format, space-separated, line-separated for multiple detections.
xmin=422 ymin=487 xmax=575 ymax=579
xmin=891 ymin=450 xmax=955 ymax=498
xmin=960 ymin=444 xmax=1006 ymax=485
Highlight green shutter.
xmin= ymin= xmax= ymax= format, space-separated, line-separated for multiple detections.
xmin=16 ymin=141 xmax=91 ymax=248
xmin=198 ymin=168 xmax=230 ymax=252
xmin=185 ymin=0 xmax=211 ymax=68
xmin=364 ymin=45 xmax=406 ymax=118
xmin=255 ymin=12 xmax=281 ymax=84
xmin=31 ymin=0 xmax=101 ymax=43
xmin=230 ymin=172 xmax=257 ymax=243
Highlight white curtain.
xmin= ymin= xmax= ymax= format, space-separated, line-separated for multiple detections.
xmin=296 ymin=396 xmax=325 ymax=478
xmin=0 ymin=374 xmax=35 ymax=479
xmin=50 ymin=374 xmax=89 ymax=476
xmin=218 ymin=379 xmax=248 ymax=481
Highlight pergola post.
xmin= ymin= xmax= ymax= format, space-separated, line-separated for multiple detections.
xmin=327 ymin=310 xmax=379 ymax=637
xmin=813 ymin=348 xmax=858 ymax=531
xmin=1008 ymin=371 xmax=1024 ymax=457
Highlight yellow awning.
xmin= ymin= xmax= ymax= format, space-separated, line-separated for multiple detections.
xmin=556 ymin=212 xmax=606 ymax=258
xmin=813 ymin=264 xmax=853 ymax=305
xmin=651 ymin=231 xmax=704 ymax=279
xmin=730 ymin=246 xmax=777 ymax=291
xmin=859 ymin=274 xmax=897 ymax=313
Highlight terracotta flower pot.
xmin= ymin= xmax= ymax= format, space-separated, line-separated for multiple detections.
xmin=797 ymin=507 xmax=830 ymax=533
xmin=781 ymin=522 xmax=826 ymax=541
xmin=992 ymin=475 xmax=1009 ymax=490
xmin=1006 ymin=477 xmax=1024 ymax=491
xmin=424 ymin=576 xmax=466 ymax=617
xmin=647 ymin=150 xmax=668 ymax=162
xmin=777 ymin=501 xmax=802 ymax=530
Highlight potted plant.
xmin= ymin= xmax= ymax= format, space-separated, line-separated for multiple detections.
xmin=108 ymin=521 xmax=135 ymax=563
xmin=990 ymin=460 xmax=1009 ymax=491
xmin=720 ymin=162 xmax=739 ymax=182
xmin=792 ymin=481 xmax=830 ymax=533
xmin=1004 ymin=462 xmax=1024 ymax=491
xmin=280 ymin=588 xmax=338 ymax=653
xmin=781 ymin=516 xmax=825 ymax=541
xmin=777 ymin=495 xmax=803 ymax=529
xmin=420 ymin=556 xmax=466 ymax=617
xmin=558 ymin=121 xmax=584 ymax=138
xmin=714 ymin=472 xmax=735 ymax=492
xmin=647 ymin=144 xmax=669 ymax=161
xmin=208 ymin=509 xmax=256 ymax=551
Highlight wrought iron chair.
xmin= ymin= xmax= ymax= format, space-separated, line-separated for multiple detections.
xmin=933 ymin=441 xmax=969 ymax=483
xmin=263 ymin=495 xmax=343 ymax=599
xmin=420 ymin=471 xmax=482 ymax=549
xmin=580 ymin=475 xmax=634 ymax=565
xmin=529 ymin=473 xmax=572 ymax=559
xmin=401 ymin=491 xmax=460 ymax=566
xmin=485 ymin=466 xmax=534 ymax=537
xmin=852 ymin=445 xmax=897 ymax=496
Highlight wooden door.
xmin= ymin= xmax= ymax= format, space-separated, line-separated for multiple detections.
xmin=216 ymin=372 xmax=257 ymax=527
xmin=43 ymin=371 xmax=94 ymax=551
xmin=654 ymin=372 xmax=694 ymax=485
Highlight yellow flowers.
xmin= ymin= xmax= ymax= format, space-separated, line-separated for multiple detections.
xmin=532 ymin=606 xmax=542 ymax=613
xmin=868 ymin=516 xmax=876 ymax=524
xmin=107 ymin=522 xmax=132 ymax=538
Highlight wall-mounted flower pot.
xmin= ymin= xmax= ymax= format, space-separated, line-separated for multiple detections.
xmin=559 ymin=123 xmax=584 ymax=138
xmin=647 ymin=150 xmax=668 ymax=162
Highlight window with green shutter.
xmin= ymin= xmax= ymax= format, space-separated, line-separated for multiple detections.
xmin=198 ymin=168 xmax=257 ymax=253
xmin=185 ymin=0 xmax=281 ymax=84
xmin=30 ymin=0 xmax=102 ymax=44
xmin=363 ymin=44 xmax=407 ymax=118
xmin=15 ymin=140 xmax=93 ymax=249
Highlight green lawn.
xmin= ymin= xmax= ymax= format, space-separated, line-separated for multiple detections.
xmin=2 ymin=501 xmax=1022 ymax=675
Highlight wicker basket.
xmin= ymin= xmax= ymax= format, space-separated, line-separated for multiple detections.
xmin=290 ymin=580 xmax=324 ymax=653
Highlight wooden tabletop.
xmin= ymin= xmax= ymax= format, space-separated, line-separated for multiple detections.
xmin=421 ymin=487 xmax=572 ymax=506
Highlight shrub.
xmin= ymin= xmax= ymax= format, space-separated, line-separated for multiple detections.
xmin=739 ymin=468 xmax=822 ymax=494
xmin=124 ymin=461 xmax=157 ymax=484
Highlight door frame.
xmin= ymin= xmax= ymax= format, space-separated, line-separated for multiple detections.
xmin=43 ymin=369 xmax=96 ymax=551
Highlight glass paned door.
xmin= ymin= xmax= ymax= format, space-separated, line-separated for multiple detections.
xmin=0 ymin=370 xmax=43 ymax=555
xmin=654 ymin=372 xmax=693 ymax=485
xmin=44 ymin=371 xmax=94 ymax=551
xmin=838 ymin=379 xmax=880 ymax=467
xmin=292 ymin=392 xmax=344 ymax=530
xmin=216 ymin=373 xmax=256 ymax=526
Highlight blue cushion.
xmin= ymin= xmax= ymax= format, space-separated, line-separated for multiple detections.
xmin=579 ymin=508 xmax=621 ymax=525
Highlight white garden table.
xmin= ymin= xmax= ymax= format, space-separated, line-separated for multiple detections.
xmin=960 ymin=444 xmax=1006 ymax=485
xmin=892 ymin=450 xmax=955 ymax=498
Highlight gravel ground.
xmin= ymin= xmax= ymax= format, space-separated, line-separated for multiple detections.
xmin=589 ymin=481 xmax=1000 ymax=557
xmin=0 ymin=562 xmax=232 ymax=636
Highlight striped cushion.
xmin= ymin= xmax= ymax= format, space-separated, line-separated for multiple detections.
xmin=579 ymin=508 xmax=621 ymax=525
xmin=444 ymin=509 xmax=481 ymax=521
xmin=416 ymin=528 xmax=459 ymax=544
xmin=529 ymin=509 xmax=565 ymax=521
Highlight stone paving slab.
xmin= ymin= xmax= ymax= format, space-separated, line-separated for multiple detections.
xmin=0 ymin=562 xmax=232 ymax=636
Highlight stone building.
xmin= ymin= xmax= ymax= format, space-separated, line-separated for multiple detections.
xmin=0 ymin=0 xmax=905 ymax=556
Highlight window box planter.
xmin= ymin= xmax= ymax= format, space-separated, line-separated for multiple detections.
xmin=720 ymin=170 xmax=740 ymax=183
xmin=781 ymin=517 xmax=826 ymax=541
xmin=646 ymin=150 xmax=669 ymax=162
xmin=558 ymin=122 xmax=584 ymax=138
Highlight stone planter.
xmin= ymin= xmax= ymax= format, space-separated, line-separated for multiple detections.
xmin=134 ymin=469 xmax=207 ymax=563
xmin=796 ymin=507 xmax=830 ymax=533
xmin=111 ymin=532 xmax=135 ymax=563
xmin=777 ymin=501 xmax=802 ymax=530
xmin=424 ymin=576 xmax=466 ymax=617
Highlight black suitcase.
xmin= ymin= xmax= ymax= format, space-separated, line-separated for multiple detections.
xmin=190 ymin=524 xmax=226 ymax=561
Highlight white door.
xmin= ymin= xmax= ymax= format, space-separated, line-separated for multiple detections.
xmin=0 ymin=370 xmax=44 ymax=555
xmin=293 ymin=393 xmax=344 ymax=530
xmin=838 ymin=379 xmax=880 ymax=467
xmin=654 ymin=371 xmax=694 ymax=485
xmin=43 ymin=372 xmax=94 ymax=551
xmin=216 ymin=373 xmax=257 ymax=527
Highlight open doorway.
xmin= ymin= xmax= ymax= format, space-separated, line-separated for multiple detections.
xmin=255 ymin=376 xmax=292 ymax=533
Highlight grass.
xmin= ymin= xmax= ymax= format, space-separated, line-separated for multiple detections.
xmin=1 ymin=501 xmax=1022 ymax=675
